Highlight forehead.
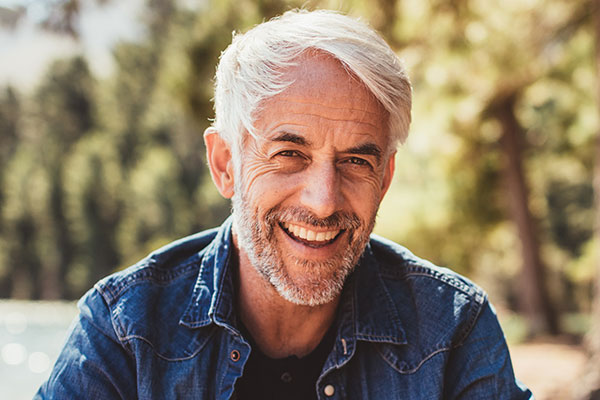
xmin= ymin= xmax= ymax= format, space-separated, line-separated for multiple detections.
xmin=278 ymin=53 xmax=382 ymax=113
xmin=253 ymin=53 xmax=389 ymax=140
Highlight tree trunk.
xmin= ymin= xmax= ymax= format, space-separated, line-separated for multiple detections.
xmin=493 ymin=93 xmax=558 ymax=336
xmin=584 ymin=114 xmax=600 ymax=400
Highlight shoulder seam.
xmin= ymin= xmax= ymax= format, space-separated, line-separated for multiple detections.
xmin=81 ymin=288 xmax=136 ymax=361
xmin=452 ymin=297 xmax=489 ymax=348
xmin=96 ymin=256 xmax=201 ymax=305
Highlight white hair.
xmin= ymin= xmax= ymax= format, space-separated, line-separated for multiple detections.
xmin=212 ymin=9 xmax=412 ymax=153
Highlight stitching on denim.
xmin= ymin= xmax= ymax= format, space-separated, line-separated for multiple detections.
xmin=355 ymin=333 xmax=404 ymax=342
xmin=454 ymin=297 xmax=487 ymax=347
xmin=179 ymin=245 xmax=216 ymax=326
xmin=377 ymin=264 xmax=405 ymax=340
xmin=380 ymin=261 xmax=485 ymax=300
xmin=106 ymin=259 xmax=200 ymax=301
xmin=373 ymin=299 xmax=488 ymax=376
xmin=376 ymin=344 xmax=451 ymax=375
xmin=180 ymin=318 xmax=212 ymax=328
xmin=120 ymin=330 xmax=215 ymax=362
xmin=402 ymin=268 xmax=475 ymax=296
xmin=97 ymin=287 xmax=126 ymax=341
xmin=212 ymin=238 xmax=235 ymax=323
xmin=78 ymin=302 xmax=136 ymax=363
xmin=217 ymin=339 xmax=240 ymax=400
xmin=95 ymin=283 xmax=114 ymax=308
xmin=322 ymin=278 xmax=356 ymax=372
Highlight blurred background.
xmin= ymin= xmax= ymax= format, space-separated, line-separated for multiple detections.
xmin=0 ymin=0 xmax=598 ymax=398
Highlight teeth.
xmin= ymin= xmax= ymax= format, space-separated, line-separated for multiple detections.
xmin=282 ymin=222 xmax=339 ymax=242
xmin=299 ymin=227 xmax=307 ymax=239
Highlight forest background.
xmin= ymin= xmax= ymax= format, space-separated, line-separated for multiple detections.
xmin=0 ymin=0 xmax=599 ymax=397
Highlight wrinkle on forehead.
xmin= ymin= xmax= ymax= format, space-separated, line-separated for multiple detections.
xmin=283 ymin=112 xmax=383 ymax=130
xmin=273 ymin=97 xmax=382 ymax=116
xmin=259 ymin=52 xmax=386 ymax=116
xmin=254 ymin=103 xmax=385 ymax=134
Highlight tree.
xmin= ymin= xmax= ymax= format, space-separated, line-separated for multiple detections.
xmin=487 ymin=91 xmax=558 ymax=334
xmin=582 ymin=1 xmax=600 ymax=397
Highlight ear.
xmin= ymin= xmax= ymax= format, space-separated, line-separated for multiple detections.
xmin=379 ymin=151 xmax=396 ymax=200
xmin=204 ymin=127 xmax=235 ymax=199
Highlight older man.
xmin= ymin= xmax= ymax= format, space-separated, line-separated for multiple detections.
xmin=38 ymin=9 xmax=531 ymax=399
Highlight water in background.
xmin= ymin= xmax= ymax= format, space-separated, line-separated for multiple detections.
xmin=0 ymin=300 xmax=78 ymax=399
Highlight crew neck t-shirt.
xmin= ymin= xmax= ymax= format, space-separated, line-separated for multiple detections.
xmin=233 ymin=324 xmax=336 ymax=400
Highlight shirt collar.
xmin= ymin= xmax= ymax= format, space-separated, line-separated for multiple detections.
xmin=180 ymin=216 xmax=237 ymax=331
xmin=335 ymin=242 xmax=406 ymax=344
xmin=180 ymin=217 xmax=407 ymax=348
xmin=325 ymin=243 xmax=407 ymax=370
xmin=351 ymin=243 xmax=406 ymax=344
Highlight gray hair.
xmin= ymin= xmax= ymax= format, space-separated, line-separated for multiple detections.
xmin=212 ymin=9 xmax=412 ymax=153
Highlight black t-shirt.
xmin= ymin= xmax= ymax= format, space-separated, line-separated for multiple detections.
xmin=234 ymin=324 xmax=336 ymax=400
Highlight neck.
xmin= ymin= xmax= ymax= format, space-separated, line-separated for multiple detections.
xmin=232 ymin=233 xmax=339 ymax=359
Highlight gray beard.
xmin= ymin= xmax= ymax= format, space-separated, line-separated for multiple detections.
xmin=231 ymin=188 xmax=374 ymax=306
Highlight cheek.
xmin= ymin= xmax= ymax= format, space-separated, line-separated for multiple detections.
xmin=341 ymin=171 xmax=386 ymax=201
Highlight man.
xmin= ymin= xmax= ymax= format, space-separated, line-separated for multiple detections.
xmin=37 ymin=9 xmax=532 ymax=399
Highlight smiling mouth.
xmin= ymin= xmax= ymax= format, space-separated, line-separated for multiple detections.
xmin=280 ymin=221 xmax=343 ymax=248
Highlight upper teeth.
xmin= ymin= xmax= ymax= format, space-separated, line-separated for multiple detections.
xmin=282 ymin=222 xmax=339 ymax=242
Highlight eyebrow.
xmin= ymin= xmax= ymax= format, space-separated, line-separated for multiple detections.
xmin=346 ymin=143 xmax=383 ymax=164
xmin=271 ymin=131 xmax=383 ymax=163
xmin=271 ymin=132 xmax=310 ymax=146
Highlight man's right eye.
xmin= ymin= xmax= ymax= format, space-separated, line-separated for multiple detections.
xmin=273 ymin=150 xmax=309 ymax=173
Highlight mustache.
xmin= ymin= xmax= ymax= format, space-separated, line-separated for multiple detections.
xmin=264 ymin=206 xmax=362 ymax=231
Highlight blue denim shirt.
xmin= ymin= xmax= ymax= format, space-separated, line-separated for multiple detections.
xmin=37 ymin=217 xmax=532 ymax=399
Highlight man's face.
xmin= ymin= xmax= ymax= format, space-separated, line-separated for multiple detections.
xmin=232 ymin=54 xmax=395 ymax=306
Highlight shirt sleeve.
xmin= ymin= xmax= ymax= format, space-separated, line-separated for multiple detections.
xmin=443 ymin=300 xmax=534 ymax=400
xmin=34 ymin=288 xmax=137 ymax=399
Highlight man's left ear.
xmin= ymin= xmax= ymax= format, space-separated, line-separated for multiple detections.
xmin=380 ymin=151 xmax=396 ymax=199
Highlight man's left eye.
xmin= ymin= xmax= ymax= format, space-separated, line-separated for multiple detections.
xmin=347 ymin=157 xmax=369 ymax=166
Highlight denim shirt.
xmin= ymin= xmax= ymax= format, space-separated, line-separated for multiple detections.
xmin=36 ymin=217 xmax=532 ymax=399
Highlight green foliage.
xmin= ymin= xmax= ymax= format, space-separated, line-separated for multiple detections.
xmin=372 ymin=0 xmax=596 ymax=321
xmin=0 ymin=0 xmax=596 ymax=314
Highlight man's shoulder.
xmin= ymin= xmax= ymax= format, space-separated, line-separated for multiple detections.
xmin=76 ymin=227 xmax=221 ymax=350
xmin=369 ymin=234 xmax=486 ymax=303
xmin=94 ymin=227 xmax=219 ymax=305
xmin=366 ymin=234 xmax=488 ymax=348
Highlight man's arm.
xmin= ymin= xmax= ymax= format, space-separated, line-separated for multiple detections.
xmin=444 ymin=301 xmax=533 ymax=399
xmin=35 ymin=288 xmax=137 ymax=399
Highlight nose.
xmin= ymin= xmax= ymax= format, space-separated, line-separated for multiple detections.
xmin=299 ymin=162 xmax=342 ymax=218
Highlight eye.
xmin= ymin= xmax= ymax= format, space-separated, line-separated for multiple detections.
xmin=277 ymin=150 xmax=302 ymax=158
xmin=346 ymin=157 xmax=370 ymax=167
xmin=273 ymin=149 xmax=309 ymax=173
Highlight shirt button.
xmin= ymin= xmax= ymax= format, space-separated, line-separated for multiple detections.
xmin=230 ymin=349 xmax=241 ymax=362
xmin=280 ymin=371 xmax=292 ymax=383
xmin=324 ymin=384 xmax=335 ymax=397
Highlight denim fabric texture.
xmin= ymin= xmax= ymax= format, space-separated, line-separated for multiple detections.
xmin=36 ymin=217 xmax=533 ymax=399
